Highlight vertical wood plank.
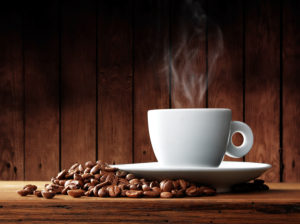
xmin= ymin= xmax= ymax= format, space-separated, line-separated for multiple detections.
xmin=171 ymin=0 xmax=207 ymax=108
xmin=61 ymin=0 xmax=96 ymax=169
xmin=283 ymin=0 xmax=300 ymax=182
xmin=0 ymin=2 xmax=24 ymax=180
xmin=245 ymin=0 xmax=280 ymax=182
xmin=98 ymin=0 xmax=133 ymax=164
xmin=24 ymin=0 xmax=59 ymax=180
xmin=207 ymin=0 xmax=243 ymax=161
xmin=134 ymin=0 xmax=170 ymax=163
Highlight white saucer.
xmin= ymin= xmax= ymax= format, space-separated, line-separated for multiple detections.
xmin=112 ymin=161 xmax=271 ymax=193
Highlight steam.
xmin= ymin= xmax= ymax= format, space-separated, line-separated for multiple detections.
xmin=166 ymin=0 xmax=224 ymax=107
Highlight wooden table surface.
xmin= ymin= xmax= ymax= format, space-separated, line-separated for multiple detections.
xmin=0 ymin=181 xmax=300 ymax=223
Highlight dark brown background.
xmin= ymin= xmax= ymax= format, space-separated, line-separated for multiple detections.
xmin=0 ymin=0 xmax=299 ymax=182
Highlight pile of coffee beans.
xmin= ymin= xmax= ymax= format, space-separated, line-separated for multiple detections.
xmin=17 ymin=160 xmax=268 ymax=199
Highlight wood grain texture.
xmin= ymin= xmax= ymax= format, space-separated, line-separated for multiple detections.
xmin=171 ymin=0 xmax=207 ymax=108
xmin=245 ymin=0 xmax=280 ymax=182
xmin=61 ymin=0 xmax=97 ymax=169
xmin=134 ymin=0 xmax=170 ymax=163
xmin=283 ymin=0 xmax=300 ymax=182
xmin=23 ymin=1 xmax=59 ymax=180
xmin=0 ymin=3 xmax=24 ymax=180
xmin=98 ymin=0 xmax=133 ymax=165
xmin=207 ymin=0 xmax=244 ymax=161
xmin=0 ymin=181 xmax=300 ymax=223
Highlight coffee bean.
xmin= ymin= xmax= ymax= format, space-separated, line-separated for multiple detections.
xmin=108 ymin=185 xmax=121 ymax=197
xmin=116 ymin=170 xmax=128 ymax=178
xmin=59 ymin=180 xmax=66 ymax=186
xmin=150 ymin=181 xmax=159 ymax=188
xmin=83 ymin=183 xmax=91 ymax=190
xmin=98 ymin=188 xmax=108 ymax=197
xmin=34 ymin=190 xmax=42 ymax=197
xmin=85 ymin=161 xmax=95 ymax=168
xmin=125 ymin=190 xmax=143 ymax=198
xmin=61 ymin=187 xmax=69 ymax=195
xmin=202 ymin=187 xmax=216 ymax=196
xmin=23 ymin=184 xmax=37 ymax=192
xmin=121 ymin=189 xmax=127 ymax=197
xmin=74 ymin=173 xmax=82 ymax=181
xmin=51 ymin=177 xmax=60 ymax=185
xmin=93 ymin=184 xmax=102 ymax=197
xmin=126 ymin=173 xmax=135 ymax=181
xmin=104 ymin=166 xmax=118 ymax=172
xmin=160 ymin=180 xmax=173 ymax=192
xmin=90 ymin=164 xmax=101 ymax=175
xmin=118 ymin=178 xmax=129 ymax=185
xmin=56 ymin=169 xmax=67 ymax=180
xmin=143 ymin=190 xmax=160 ymax=198
xmin=78 ymin=164 xmax=84 ymax=172
xmin=129 ymin=184 xmax=139 ymax=190
xmin=84 ymin=189 xmax=93 ymax=197
xmin=142 ymin=184 xmax=151 ymax=191
xmin=99 ymin=181 xmax=110 ymax=188
xmin=90 ymin=178 xmax=99 ymax=186
xmin=171 ymin=189 xmax=185 ymax=197
xmin=160 ymin=192 xmax=173 ymax=198
xmin=84 ymin=167 xmax=91 ymax=174
xmin=67 ymin=189 xmax=85 ymax=198
xmin=129 ymin=178 xmax=140 ymax=185
xmin=41 ymin=190 xmax=55 ymax=199
xmin=152 ymin=187 xmax=161 ymax=193
xmin=82 ymin=173 xmax=93 ymax=180
xmin=17 ymin=189 xmax=29 ymax=196
xmin=186 ymin=186 xmax=199 ymax=197
xmin=105 ymin=173 xmax=115 ymax=184
xmin=69 ymin=163 xmax=79 ymax=170
xmin=94 ymin=174 xmax=101 ymax=180
xmin=177 ymin=179 xmax=188 ymax=190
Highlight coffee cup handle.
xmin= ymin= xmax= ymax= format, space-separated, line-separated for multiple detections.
xmin=225 ymin=121 xmax=254 ymax=158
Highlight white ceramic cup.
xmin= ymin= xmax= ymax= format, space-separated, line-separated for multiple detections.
xmin=148 ymin=108 xmax=253 ymax=167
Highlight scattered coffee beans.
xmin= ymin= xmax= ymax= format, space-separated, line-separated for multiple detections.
xmin=17 ymin=160 xmax=268 ymax=199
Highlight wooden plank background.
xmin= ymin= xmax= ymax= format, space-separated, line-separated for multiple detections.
xmin=0 ymin=0 xmax=299 ymax=182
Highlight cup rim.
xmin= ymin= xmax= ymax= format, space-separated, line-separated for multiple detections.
xmin=148 ymin=108 xmax=231 ymax=112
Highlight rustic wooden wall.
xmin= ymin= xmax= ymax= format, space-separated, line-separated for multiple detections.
xmin=0 ymin=0 xmax=299 ymax=182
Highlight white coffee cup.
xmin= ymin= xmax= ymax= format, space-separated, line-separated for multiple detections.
xmin=148 ymin=108 xmax=253 ymax=167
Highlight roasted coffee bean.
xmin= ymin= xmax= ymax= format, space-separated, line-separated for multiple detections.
xmin=177 ymin=179 xmax=188 ymax=190
xmin=172 ymin=180 xmax=179 ymax=190
xmin=160 ymin=192 xmax=173 ymax=198
xmin=152 ymin=187 xmax=161 ymax=193
xmin=56 ymin=169 xmax=67 ymax=180
xmin=121 ymin=189 xmax=127 ymax=197
xmin=90 ymin=164 xmax=101 ymax=174
xmin=74 ymin=173 xmax=82 ymax=181
xmin=67 ymin=189 xmax=85 ymax=198
xmin=126 ymin=173 xmax=135 ymax=181
xmin=150 ymin=181 xmax=159 ymax=188
xmin=94 ymin=174 xmax=101 ymax=180
xmin=51 ymin=177 xmax=60 ymax=185
xmin=142 ymin=184 xmax=151 ymax=191
xmin=116 ymin=170 xmax=127 ymax=178
xmin=90 ymin=178 xmax=99 ymax=186
xmin=129 ymin=178 xmax=140 ymax=185
xmin=93 ymin=184 xmax=102 ymax=197
xmin=143 ymin=190 xmax=160 ymax=198
xmin=202 ymin=187 xmax=216 ymax=196
xmin=83 ymin=183 xmax=91 ymax=190
xmin=171 ymin=189 xmax=185 ymax=197
xmin=41 ymin=190 xmax=55 ymax=199
xmin=160 ymin=180 xmax=173 ymax=192
xmin=84 ymin=189 xmax=93 ymax=197
xmin=23 ymin=184 xmax=37 ymax=191
xmin=105 ymin=173 xmax=115 ymax=184
xmin=104 ymin=166 xmax=118 ymax=172
xmin=59 ymin=180 xmax=66 ymax=186
xmin=61 ymin=187 xmax=69 ymax=195
xmin=125 ymin=190 xmax=143 ymax=198
xmin=68 ymin=184 xmax=78 ymax=190
xmin=186 ymin=186 xmax=199 ymax=197
xmin=69 ymin=163 xmax=79 ymax=170
xmin=108 ymin=185 xmax=121 ymax=197
xmin=17 ymin=189 xmax=29 ymax=196
xmin=78 ymin=164 xmax=84 ymax=172
xmin=98 ymin=188 xmax=108 ymax=197
xmin=84 ymin=167 xmax=91 ymax=174
xmin=129 ymin=184 xmax=139 ymax=190
xmin=82 ymin=173 xmax=93 ymax=180
xmin=118 ymin=178 xmax=129 ymax=185
xmin=85 ymin=161 xmax=95 ymax=168
xmin=118 ymin=183 xmax=127 ymax=191
xmin=98 ymin=181 xmax=110 ymax=188
xmin=34 ymin=190 xmax=42 ymax=197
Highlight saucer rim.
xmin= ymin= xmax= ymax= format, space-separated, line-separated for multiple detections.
xmin=112 ymin=161 xmax=272 ymax=171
